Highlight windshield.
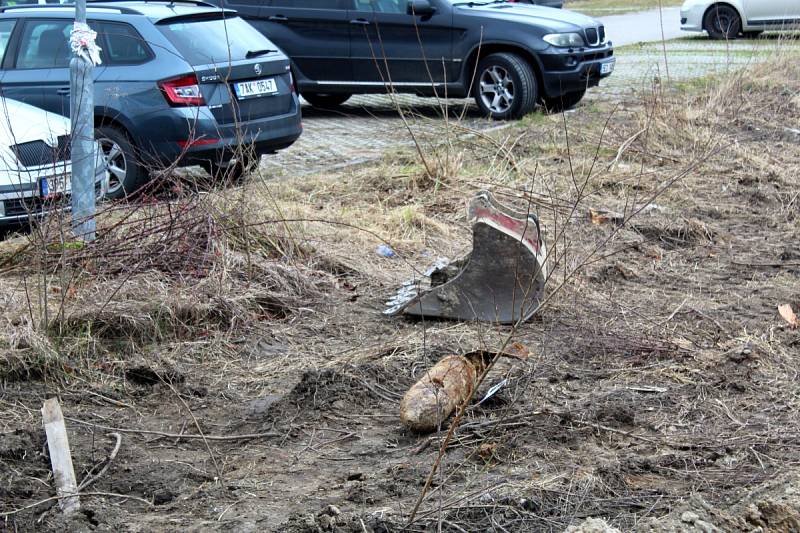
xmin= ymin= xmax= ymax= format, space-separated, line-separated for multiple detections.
xmin=158 ymin=16 xmax=276 ymax=65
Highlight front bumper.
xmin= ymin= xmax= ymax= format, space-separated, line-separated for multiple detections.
xmin=135 ymin=94 xmax=303 ymax=167
xmin=680 ymin=4 xmax=706 ymax=32
xmin=0 ymin=160 xmax=108 ymax=225
xmin=538 ymin=43 xmax=615 ymax=98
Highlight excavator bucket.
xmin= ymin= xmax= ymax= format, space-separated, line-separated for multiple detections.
xmin=384 ymin=191 xmax=548 ymax=324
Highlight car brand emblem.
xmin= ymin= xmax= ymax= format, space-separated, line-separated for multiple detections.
xmin=254 ymin=63 xmax=262 ymax=76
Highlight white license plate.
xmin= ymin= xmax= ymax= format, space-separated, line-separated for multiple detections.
xmin=40 ymin=173 xmax=71 ymax=197
xmin=234 ymin=78 xmax=278 ymax=99
xmin=600 ymin=60 xmax=615 ymax=75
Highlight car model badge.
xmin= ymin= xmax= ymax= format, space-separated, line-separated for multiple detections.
xmin=254 ymin=63 xmax=262 ymax=76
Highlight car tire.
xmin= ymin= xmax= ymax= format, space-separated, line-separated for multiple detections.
xmin=202 ymin=153 xmax=257 ymax=184
xmin=302 ymin=93 xmax=351 ymax=108
xmin=474 ymin=53 xmax=537 ymax=120
xmin=541 ymin=89 xmax=586 ymax=113
xmin=704 ymin=5 xmax=741 ymax=40
xmin=95 ymin=125 xmax=147 ymax=199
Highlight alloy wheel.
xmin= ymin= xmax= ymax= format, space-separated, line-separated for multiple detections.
xmin=711 ymin=9 xmax=735 ymax=36
xmin=479 ymin=65 xmax=515 ymax=114
xmin=98 ymin=137 xmax=127 ymax=195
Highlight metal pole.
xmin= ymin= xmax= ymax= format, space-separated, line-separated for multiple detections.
xmin=70 ymin=0 xmax=96 ymax=241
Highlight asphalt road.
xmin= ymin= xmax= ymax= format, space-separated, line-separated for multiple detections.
xmin=599 ymin=7 xmax=685 ymax=46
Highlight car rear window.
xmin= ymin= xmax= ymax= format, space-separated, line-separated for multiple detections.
xmin=0 ymin=19 xmax=15 ymax=63
xmin=98 ymin=22 xmax=152 ymax=64
xmin=157 ymin=15 xmax=273 ymax=65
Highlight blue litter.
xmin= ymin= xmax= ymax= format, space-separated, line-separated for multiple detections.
xmin=376 ymin=244 xmax=396 ymax=258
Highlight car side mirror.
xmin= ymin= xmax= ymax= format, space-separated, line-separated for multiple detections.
xmin=408 ymin=0 xmax=436 ymax=16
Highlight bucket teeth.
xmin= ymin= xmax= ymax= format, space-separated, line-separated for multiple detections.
xmin=383 ymin=280 xmax=420 ymax=315
xmin=383 ymin=190 xmax=547 ymax=324
xmin=386 ymin=288 xmax=418 ymax=306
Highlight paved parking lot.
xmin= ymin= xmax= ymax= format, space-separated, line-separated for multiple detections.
xmin=262 ymin=94 xmax=492 ymax=178
xmin=263 ymin=34 xmax=800 ymax=178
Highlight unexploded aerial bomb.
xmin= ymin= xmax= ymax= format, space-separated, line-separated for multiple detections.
xmin=400 ymin=345 xmax=530 ymax=433
xmin=400 ymin=354 xmax=478 ymax=433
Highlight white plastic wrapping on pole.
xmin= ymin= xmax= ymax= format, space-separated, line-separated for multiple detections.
xmin=70 ymin=23 xmax=102 ymax=66
xmin=69 ymin=3 xmax=100 ymax=241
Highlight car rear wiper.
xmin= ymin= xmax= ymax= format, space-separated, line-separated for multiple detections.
xmin=246 ymin=49 xmax=277 ymax=58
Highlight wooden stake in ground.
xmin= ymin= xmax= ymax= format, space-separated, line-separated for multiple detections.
xmin=42 ymin=398 xmax=80 ymax=515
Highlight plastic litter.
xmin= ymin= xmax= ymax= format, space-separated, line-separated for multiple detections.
xmin=376 ymin=244 xmax=396 ymax=258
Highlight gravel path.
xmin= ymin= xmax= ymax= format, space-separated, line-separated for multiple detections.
xmin=603 ymin=36 xmax=800 ymax=95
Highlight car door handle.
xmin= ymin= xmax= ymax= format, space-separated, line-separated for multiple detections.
xmin=268 ymin=14 xmax=288 ymax=21
xmin=350 ymin=18 xmax=370 ymax=25
xmin=56 ymin=88 xmax=70 ymax=95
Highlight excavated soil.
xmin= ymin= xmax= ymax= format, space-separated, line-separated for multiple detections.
xmin=2 ymin=60 xmax=800 ymax=532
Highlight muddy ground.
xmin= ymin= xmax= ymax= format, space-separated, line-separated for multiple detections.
xmin=2 ymin=56 xmax=800 ymax=532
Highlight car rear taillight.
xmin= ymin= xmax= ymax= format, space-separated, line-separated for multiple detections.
xmin=289 ymin=71 xmax=296 ymax=94
xmin=159 ymin=74 xmax=204 ymax=107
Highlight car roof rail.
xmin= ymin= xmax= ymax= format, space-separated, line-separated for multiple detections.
xmin=87 ymin=0 xmax=219 ymax=7
xmin=0 ymin=3 xmax=138 ymax=13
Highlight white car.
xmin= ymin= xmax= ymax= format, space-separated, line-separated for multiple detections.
xmin=681 ymin=0 xmax=800 ymax=39
xmin=0 ymin=98 xmax=107 ymax=225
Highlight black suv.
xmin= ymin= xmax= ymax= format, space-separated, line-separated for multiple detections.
xmin=209 ymin=0 xmax=613 ymax=119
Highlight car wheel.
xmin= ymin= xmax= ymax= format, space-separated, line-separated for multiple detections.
xmin=202 ymin=153 xmax=257 ymax=184
xmin=541 ymin=89 xmax=586 ymax=113
xmin=302 ymin=93 xmax=351 ymax=108
xmin=474 ymin=53 xmax=537 ymax=120
xmin=95 ymin=125 xmax=147 ymax=199
xmin=704 ymin=5 xmax=741 ymax=40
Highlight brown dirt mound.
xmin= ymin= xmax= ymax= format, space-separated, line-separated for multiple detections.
xmin=638 ymin=473 xmax=800 ymax=532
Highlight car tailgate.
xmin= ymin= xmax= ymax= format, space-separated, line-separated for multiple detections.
xmin=195 ymin=59 xmax=294 ymax=125
xmin=157 ymin=14 xmax=295 ymax=125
